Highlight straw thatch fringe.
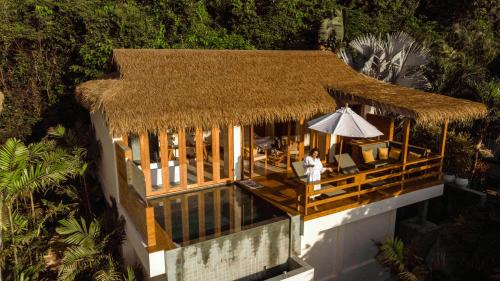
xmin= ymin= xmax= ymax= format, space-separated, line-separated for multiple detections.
xmin=76 ymin=49 xmax=487 ymax=135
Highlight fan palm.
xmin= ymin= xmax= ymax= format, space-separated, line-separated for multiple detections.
xmin=340 ymin=32 xmax=431 ymax=90
xmin=0 ymin=138 xmax=82 ymax=279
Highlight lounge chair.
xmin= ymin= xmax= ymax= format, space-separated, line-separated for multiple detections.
xmin=334 ymin=154 xmax=360 ymax=174
xmin=291 ymin=161 xmax=346 ymax=197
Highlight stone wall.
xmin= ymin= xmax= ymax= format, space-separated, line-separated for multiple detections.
xmin=164 ymin=215 xmax=300 ymax=281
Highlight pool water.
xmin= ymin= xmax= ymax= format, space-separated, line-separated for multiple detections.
xmin=151 ymin=185 xmax=287 ymax=246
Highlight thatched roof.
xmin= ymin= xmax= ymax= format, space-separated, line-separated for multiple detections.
xmin=329 ymin=70 xmax=487 ymax=125
xmin=0 ymin=92 xmax=3 ymax=112
xmin=76 ymin=49 xmax=486 ymax=135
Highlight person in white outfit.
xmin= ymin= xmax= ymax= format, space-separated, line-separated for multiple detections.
xmin=303 ymin=148 xmax=333 ymax=199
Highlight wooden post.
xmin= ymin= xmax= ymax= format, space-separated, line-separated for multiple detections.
xmin=325 ymin=134 xmax=331 ymax=163
xmin=178 ymin=128 xmax=188 ymax=188
xmin=287 ymin=122 xmax=292 ymax=171
xmin=159 ymin=131 xmax=170 ymax=193
xmin=401 ymin=118 xmax=411 ymax=190
xmin=298 ymin=118 xmax=305 ymax=161
xmin=439 ymin=119 xmax=449 ymax=173
xmin=228 ymin=126 xmax=234 ymax=180
xmin=240 ymin=126 xmax=245 ymax=180
xmin=122 ymin=134 xmax=129 ymax=146
xmin=139 ymin=133 xmax=152 ymax=196
xmin=195 ymin=127 xmax=204 ymax=185
xmin=311 ymin=130 xmax=317 ymax=149
xmin=212 ymin=127 xmax=221 ymax=181
xmin=249 ymin=125 xmax=255 ymax=178
xmin=401 ymin=118 xmax=411 ymax=166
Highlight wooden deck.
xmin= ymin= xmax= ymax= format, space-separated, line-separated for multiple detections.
xmin=240 ymin=171 xmax=443 ymax=221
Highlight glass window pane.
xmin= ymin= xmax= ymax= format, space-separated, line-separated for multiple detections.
xmin=203 ymin=129 xmax=213 ymax=181
xmin=220 ymin=127 xmax=230 ymax=179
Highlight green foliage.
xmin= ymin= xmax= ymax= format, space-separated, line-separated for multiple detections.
xmin=375 ymin=237 xmax=429 ymax=281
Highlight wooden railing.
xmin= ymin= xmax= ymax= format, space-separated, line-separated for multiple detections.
xmin=301 ymin=155 xmax=443 ymax=216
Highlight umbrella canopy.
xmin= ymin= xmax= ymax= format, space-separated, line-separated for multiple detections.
xmin=308 ymin=106 xmax=383 ymax=138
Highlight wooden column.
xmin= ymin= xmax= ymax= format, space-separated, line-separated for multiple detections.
xmin=212 ymin=127 xmax=221 ymax=181
xmin=249 ymin=125 xmax=255 ymax=178
xmin=401 ymin=118 xmax=411 ymax=166
xmin=159 ymin=131 xmax=170 ymax=193
xmin=401 ymin=118 xmax=411 ymax=190
xmin=139 ymin=133 xmax=152 ymax=196
xmin=325 ymin=134 xmax=331 ymax=163
xmin=439 ymin=119 xmax=449 ymax=172
xmin=178 ymin=128 xmax=188 ymax=188
xmin=228 ymin=126 xmax=234 ymax=180
xmin=122 ymin=134 xmax=129 ymax=146
xmin=311 ymin=130 xmax=317 ymax=149
xmin=240 ymin=126 xmax=245 ymax=179
xmin=286 ymin=122 xmax=292 ymax=171
xmin=195 ymin=127 xmax=204 ymax=185
xmin=298 ymin=118 xmax=305 ymax=161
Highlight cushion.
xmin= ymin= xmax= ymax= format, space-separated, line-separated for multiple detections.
xmin=388 ymin=148 xmax=401 ymax=160
xmin=362 ymin=149 xmax=375 ymax=163
xmin=408 ymin=151 xmax=421 ymax=161
xmin=378 ymin=147 xmax=389 ymax=160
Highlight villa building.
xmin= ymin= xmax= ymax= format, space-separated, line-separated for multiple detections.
xmin=76 ymin=49 xmax=486 ymax=281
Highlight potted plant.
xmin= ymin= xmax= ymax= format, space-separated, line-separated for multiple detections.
xmin=452 ymin=133 xmax=475 ymax=187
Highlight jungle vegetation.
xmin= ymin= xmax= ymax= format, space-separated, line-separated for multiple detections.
xmin=0 ymin=0 xmax=498 ymax=280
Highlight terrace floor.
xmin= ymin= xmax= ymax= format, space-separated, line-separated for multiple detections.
xmin=238 ymin=171 xmax=443 ymax=221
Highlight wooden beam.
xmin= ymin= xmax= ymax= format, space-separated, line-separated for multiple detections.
xmin=212 ymin=127 xmax=221 ymax=181
xmin=159 ymin=131 xmax=170 ymax=193
xmin=287 ymin=122 xmax=292 ymax=171
xmin=228 ymin=126 xmax=234 ymax=180
xmin=311 ymin=130 xmax=317 ymax=149
xmin=139 ymin=133 xmax=152 ymax=196
xmin=298 ymin=118 xmax=305 ymax=161
xmin=249 ymin=125 xmax=255 ymax=178
xmin=178 ymin=128 xmax=188 ymax=188
xmin=195 ymin=127 xmax=204 ymax=185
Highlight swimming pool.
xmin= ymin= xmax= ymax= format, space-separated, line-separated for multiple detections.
xmin=150 ymin=184 xmax=288 ymax=246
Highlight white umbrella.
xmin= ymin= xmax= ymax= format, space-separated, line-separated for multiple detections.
xmin=308 ymin=105 xmax=383 ymax=172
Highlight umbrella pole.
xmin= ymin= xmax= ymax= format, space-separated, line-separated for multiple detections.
xmin=337 ymin=136 xmax=343 ymax=173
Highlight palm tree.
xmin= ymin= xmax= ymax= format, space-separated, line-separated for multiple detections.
xmin=0 ymin=138 xmax=82 ymax=280
xmin=56 ymin=216 xmax=134 ymax=281
xmin=340 ymin=32 xmax=431 ymax=90
xmin=375 ymin=237 xmax=429 ymax=281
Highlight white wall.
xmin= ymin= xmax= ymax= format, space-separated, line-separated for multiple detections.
xmin=91 ymin=111 xmax=120 ymax=204
xmin=300 ymin=184 xmax=444 ymax=281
